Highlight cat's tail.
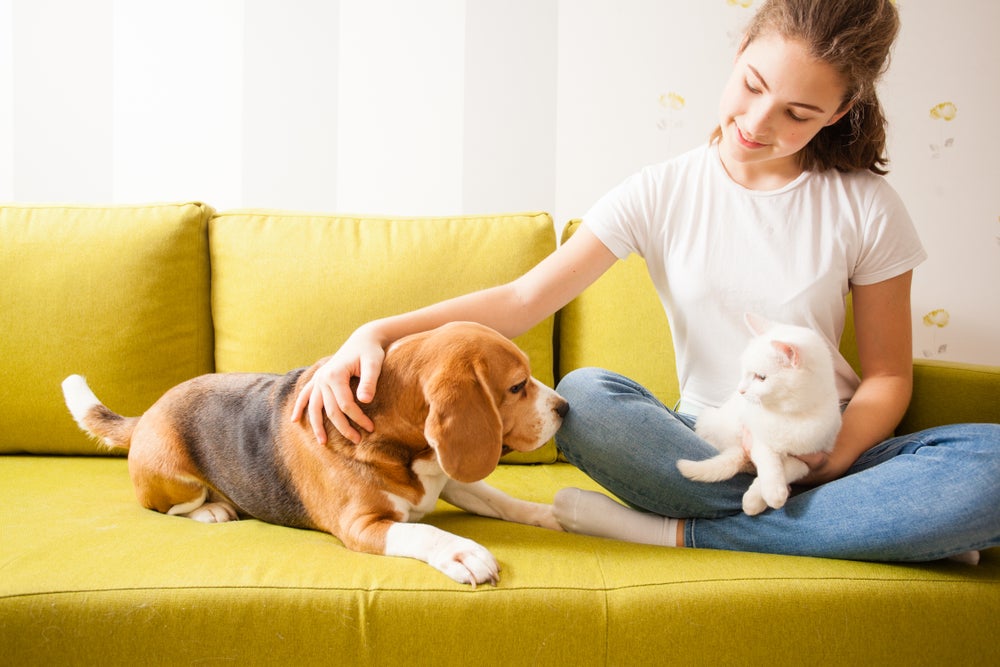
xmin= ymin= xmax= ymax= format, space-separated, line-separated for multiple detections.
xmin=677 ymin=447 xmax=749 ymax=483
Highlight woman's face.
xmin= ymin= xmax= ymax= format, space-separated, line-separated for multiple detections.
xmin=718 ymin=32 xmax=851 ymax=188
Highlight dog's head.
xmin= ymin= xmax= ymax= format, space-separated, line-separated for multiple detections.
xmin=402 ymin=322 xmax=568 ymax=483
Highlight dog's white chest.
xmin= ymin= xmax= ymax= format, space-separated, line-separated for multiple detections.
xmin=385 ymin=458 xmax=448 ymax=522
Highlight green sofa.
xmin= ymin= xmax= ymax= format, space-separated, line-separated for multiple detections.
xmin=2 ymin=203 xmax=997 ymax=666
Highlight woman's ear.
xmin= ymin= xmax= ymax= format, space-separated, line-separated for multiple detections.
xmin=423 ymin=364 xmax=503 ymax=484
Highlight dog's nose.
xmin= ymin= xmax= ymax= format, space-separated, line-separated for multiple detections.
xmin=555 ymin=400 xmax=569 ymax=419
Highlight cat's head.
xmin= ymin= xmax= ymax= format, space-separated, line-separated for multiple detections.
xmin=736 ymin=313 xmax=832 ymax=408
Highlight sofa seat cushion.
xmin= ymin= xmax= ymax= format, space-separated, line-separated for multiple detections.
xmin=0 ymin=203 xmax=215 ymax=455
xmin=2 ymin=456 xmax=996 ymax=666
xmin=209 ymin=210 xmax=559 ymax=462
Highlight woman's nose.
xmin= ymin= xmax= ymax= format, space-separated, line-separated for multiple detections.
xmin=743 ymin=100 xmax=775 ymax=137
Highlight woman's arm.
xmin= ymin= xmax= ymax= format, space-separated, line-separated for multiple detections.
xmin=291 ymin=226 xmax=619 ymax=443
xmin=799 ymin=271 xmax=915 ymax=485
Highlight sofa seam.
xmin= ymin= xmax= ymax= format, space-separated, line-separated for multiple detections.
xmin=210 ymin=210 xmax=552 ymax=223
xmin=4 ymin=575 xmax=996 ymax=601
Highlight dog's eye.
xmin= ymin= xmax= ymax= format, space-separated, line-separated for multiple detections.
xmin=509 ymin=380 xmax=528 ymax=395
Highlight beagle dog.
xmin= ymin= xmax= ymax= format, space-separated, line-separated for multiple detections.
xmin=62 ymin=322 xmax=568 ymax=587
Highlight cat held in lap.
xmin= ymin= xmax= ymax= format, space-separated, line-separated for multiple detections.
xmin=677 ymin=313 xmax=842 ymax=516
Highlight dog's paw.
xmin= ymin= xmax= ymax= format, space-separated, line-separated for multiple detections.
xmin=185 ymin=502 xmax=238 ymax=523
xmin=431 ymin=537 xmax=500 ymax=588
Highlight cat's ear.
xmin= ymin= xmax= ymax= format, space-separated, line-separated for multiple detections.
xmin=744 ymin=312 xmax=775 ymax=336
xmin=771 ymin=340 xmax=801 ymax=368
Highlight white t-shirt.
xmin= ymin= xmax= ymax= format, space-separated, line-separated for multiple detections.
xmin=583 ymin=142 xmax=927 ymax=415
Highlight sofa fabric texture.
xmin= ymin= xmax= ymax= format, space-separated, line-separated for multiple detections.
xmin=2 ymin=202 xmax=997 ymax=666
xmin=0 ymin=203 xmax=214 ymax=455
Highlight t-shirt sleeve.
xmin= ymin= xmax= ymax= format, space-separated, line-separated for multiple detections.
xmin=580 ymin=168 xmax=655 ymax=261
xmin=851 ymin=178 xmax=927 ymax=286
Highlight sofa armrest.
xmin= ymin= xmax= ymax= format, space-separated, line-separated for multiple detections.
xmin=897 ymin=359 xmax=1000 ymax=434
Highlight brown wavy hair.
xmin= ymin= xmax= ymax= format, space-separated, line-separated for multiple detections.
xmin=710 ymin=0 xmax=900 ymax=175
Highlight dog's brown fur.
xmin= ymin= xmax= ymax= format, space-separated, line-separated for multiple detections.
xmin=63 ymin=322 xmax=567 ymax=584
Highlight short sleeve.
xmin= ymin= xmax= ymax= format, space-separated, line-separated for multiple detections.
xmin=851 ymin=178 xmax=927 ymax=285
xmin=581 ymin=169 xmax=656 ymax=261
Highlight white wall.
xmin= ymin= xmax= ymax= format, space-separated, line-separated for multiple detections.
xmin=1 ymin=0 xmax=997 ymax=365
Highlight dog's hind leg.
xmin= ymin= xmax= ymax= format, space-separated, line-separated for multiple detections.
xmin=164 ymin=485 xmax=238 ymax=523
xmin=133 ymin=473 xmax=237 ymax=524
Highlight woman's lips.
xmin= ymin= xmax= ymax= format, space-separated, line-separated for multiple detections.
xmin=736 ymin=126 xmax=766 ymax=149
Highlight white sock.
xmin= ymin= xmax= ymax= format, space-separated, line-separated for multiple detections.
xmin=553 ymin=487 xmax=680 ymax=547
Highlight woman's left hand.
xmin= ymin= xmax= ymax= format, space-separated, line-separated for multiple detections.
xmin=794 ymin=450 xmax=851 ymax=486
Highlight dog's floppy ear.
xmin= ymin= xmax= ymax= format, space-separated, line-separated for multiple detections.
xmin=423 ymin=361 xmax=503 ymax=483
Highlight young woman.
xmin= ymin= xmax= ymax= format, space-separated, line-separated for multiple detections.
xmin=293 ymin=0 xmax=999 ymax=562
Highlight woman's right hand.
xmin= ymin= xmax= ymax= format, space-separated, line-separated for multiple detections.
xmin=290 ymin=327 xmax=386 ymax=445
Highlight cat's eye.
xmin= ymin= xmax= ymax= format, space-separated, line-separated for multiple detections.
xmin=510 ymin=380 xmax=528 ymax=395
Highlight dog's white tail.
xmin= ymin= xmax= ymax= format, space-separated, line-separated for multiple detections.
xmin=61 ymin=375 xmax=136 ymax=451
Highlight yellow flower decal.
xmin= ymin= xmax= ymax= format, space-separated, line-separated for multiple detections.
xmin=659 ymin=92 xmax=686 ymax=110
xmin=922 ymin=309 xmax=950 ymax=328
xmin=726 ymin=0 xmax=754 ymax=7
xmin=929 ymin=102 xmax=957 ymax=121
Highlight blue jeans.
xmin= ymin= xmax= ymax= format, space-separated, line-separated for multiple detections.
xmin=555 ymin=367 xmax=1000 ymax=561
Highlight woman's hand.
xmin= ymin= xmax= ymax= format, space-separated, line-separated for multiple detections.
xmin=290 ymin=328 xmax=386 ymax=444
xmin=741 ymin=428 xmax=851 ymax=487
xmin=794 ymin=450 xmax=852 ymax=486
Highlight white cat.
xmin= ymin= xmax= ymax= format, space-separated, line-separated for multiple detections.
xmin=677 ymin=313 xmax=842 ymax=516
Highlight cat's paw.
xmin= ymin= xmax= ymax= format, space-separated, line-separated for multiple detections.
xmin=743 ymin=477 xmax=790 ymax=515
xmin=760 ymin=479 xmax=790 ymax=510
xmin=742 ymin=487 xmax=768 ymax=516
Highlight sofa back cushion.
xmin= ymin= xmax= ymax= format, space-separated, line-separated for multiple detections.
xmin=556 ymin=220 xmax=680 ymax=407
xmin=209 ymin=211 xmax=558 ymax=463
xmin=0 ymin=203 xmax=214 ymax=454
xmin=555 ymin=220 xmax=862 ymax=409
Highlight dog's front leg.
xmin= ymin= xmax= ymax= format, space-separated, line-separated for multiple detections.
xmin=441 ymin=480 xmax=562 ymax=531
xmin=383 ymin=522 xmax=499 ymax=587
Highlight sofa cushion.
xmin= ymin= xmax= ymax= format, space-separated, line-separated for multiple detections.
xmin=0 ymin=203 xmax=214 ymax=455
xmin=2 ymin=455 xmax=996 ymax=665
xmin=901 ymin=359 xmax=1000 ymax=433
xmin=209 ymin=210 xmax=558 ymax=463
xmin=556 ymin=220 xmax=679 ymax=407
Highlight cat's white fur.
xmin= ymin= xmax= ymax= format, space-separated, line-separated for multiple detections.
xmin=677 ymin=313 xmax=842 ymax=515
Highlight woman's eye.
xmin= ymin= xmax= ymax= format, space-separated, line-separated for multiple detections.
xmin=787 ymin=111 xmax=808 ymax=122
xmin=509 ymin=380 xmax=528 ymax=395
xmin=744 ymin=79 xmax=761 ymax=94
xmin=754 ymin=373 xmax=767 ymax=382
